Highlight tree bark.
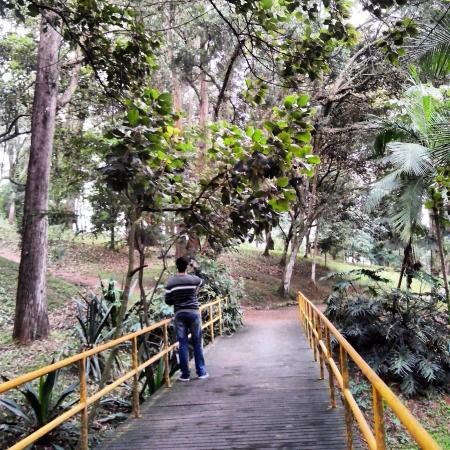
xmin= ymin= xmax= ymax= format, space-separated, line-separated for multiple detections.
xmin=311 ymin=224 xmax=319 ymax=284
xmin=8 ymin=190 xmax=15 ymax=225
xmin=433 ymin=207 xmax=449 ymax=317
xmin=397 ymin=237 xmax=412 ymax=289
xmin=304 ymin=226 xmax=311 ymax=258
xmin=197 ymin=66 xmax=209 ymax=170
xmin=109 ymin=223 xmax=115 ymax=251
xmin=13 ymin=14 xmax=61 ymax=343
xmin=279 ymin=231 xmax=303 ymax=298
xmin=168 ymin=4 xmax=183 ymax=129
xmin=279 ymin=222 xmax=293 ymax=266
xmin=263 ymin=229 xmax=273 ymax=257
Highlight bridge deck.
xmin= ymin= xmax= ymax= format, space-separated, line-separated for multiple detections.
xmin=100 ymin=308 xmax=349 ymax=449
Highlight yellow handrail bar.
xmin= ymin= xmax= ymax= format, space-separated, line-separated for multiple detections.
xmin=297 ymin=291 xmax=440 ymax=450
xmin=0 ymin=298 xmax=223 ymax=450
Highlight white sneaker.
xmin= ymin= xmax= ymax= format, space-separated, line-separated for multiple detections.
xmin=178 ymin=375 xmax=190 ymax=382
xmin=198 ymin=373 xmax=209 ymax=379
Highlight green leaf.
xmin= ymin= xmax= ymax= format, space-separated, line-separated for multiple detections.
xmin=277 ymin=177 xmax=289 ymax=187
xmin=297 ymin=94 xmax=309 ymax=107
xmin=127 ymin=109 xmax=140 ymax=126
xmin=0 ymin=397 xmax=32 ymax=423
xmin=306 ymin=154 xmax=320 ymax=164
xmin=284 ymin=95 xmax=296 ymax=109
xmin=252 ymin=128 xmax=265 ymax=143
xmin=261 ymin=0 xmax=273 ymax=10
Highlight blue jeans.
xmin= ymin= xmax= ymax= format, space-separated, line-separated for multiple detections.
xmin=175 ymin=310 xmax=207 ymax=378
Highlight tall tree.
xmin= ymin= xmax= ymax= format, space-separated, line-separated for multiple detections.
xmin=13 ymin=13 xmax=61 ymax=343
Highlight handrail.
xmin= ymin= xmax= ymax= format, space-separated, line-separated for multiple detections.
xmin=297 ymin=291 xmax=440 ymax=450
xmin=0 ymin=298 xmax=223 ymax=450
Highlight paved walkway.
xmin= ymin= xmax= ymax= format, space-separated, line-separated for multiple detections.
xmin=100 ymin=308 xmax=348 ymax=449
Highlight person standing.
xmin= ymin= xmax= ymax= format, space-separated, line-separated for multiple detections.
xmin=165 ymin=256 xmax=209 ymax=381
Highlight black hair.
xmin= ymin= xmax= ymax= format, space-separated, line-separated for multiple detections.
xmin=176 ymin=256 xmax=189 ymax=273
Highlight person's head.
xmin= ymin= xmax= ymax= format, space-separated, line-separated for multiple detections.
xmin=175 ymin=256 xmax=190 ymax=273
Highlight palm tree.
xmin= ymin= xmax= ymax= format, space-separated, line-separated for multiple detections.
xmin=370 ymin=82 xmax=450 ymax=312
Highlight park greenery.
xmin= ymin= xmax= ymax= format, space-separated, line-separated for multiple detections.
xmin=0 ymin=0 xmax=449 ymax=448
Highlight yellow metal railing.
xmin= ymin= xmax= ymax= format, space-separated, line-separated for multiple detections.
xmin=0 ymin=298 xmax=223 ymax=450
xmin=298 ymin=291 xmax=440 ymax=450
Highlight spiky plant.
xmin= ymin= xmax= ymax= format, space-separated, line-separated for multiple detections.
xmin=324 ymin=270 xmax=449 ymax=396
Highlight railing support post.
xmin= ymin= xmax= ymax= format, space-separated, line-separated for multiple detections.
xmin=325 ymin=328 xmax=336 ymax=408
xmin=131 ymin=337 xmax=140 ymax=418
xmin=79 ymin=357 xmax=88 ymax=450
xmin=163 ymin=323 xmax=171 ymax=388
xmin=218 ymin=300 xmax=223 ymax=336
xmin=373 ymin=386 xmax=386 ymax=450
xmin=305 ymin=302 xmax=312 ymax=347
xmin=340 ymin=345 xmax=354 ymax=450
xmin=209 ymin=304 xmax=214 ymax=342
xmin=312 ymin=310 xmax=318 ymax=362
xmin=317 ymin=315 xmax=324 ymax=380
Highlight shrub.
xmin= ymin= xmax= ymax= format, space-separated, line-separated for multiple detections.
xmin=324 ymin=269 xmax=450 ymax=396
xmin=196 ymin=257 xmax=244 ymax=334
xmin=0 ymin=368 xmax=78 ymax=448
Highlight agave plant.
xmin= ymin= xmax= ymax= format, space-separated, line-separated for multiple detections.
xmin=0 ymin=369 xmax=77 ymax=446
xmin=75 ymin=279 xmax=123 ymax=381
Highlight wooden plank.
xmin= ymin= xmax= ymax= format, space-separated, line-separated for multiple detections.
xmin=100 ymin=308 xmax=350 ymax=450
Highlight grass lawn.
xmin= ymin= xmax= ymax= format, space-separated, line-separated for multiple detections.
xmin=238 ymin=242 xmax=430 ymax=293
xmin=0 ymin=256 xmax=79 ymax=376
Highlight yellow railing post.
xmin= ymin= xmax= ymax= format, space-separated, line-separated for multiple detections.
xmin=218 ymin=299 xmax=223 ymax=336
xmin=209 ymin=304 xmax=214 ymax=342
xmin=312 ymin=309 xmax=318 ymax=362
xmin=340 ymin=345 xmax=354 ymax=450
xmin=325 ymin=327 xmax=336 ymax=408
xmin=306 ymin=302 xmax=311 ymax=347
xmin=163 ymin=323 xmax=171 ymax=388
xmin=373 ymin=386 xmax=386 ymax=450
xmin=317 ymin=315 xmax=324 ymax=380
xmin=131 ymin=337 xmax=140 ymax=418
xmin=79 ymin=357 xmax=88 ymax=450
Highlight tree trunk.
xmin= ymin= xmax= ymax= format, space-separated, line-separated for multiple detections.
xmin=13 ymin=14 xmax=61 ymax=344
xmin=263 ymin=229 xmax=273 ymax=257
xmin=168 ymin=4 xmax=183 ymax=130
xmin=279 ymin=222 xmax=293 ymax=266
xmin=279 ymin=236 xmax=301 ymax=298
xmin=109 ymin=223 xmax=115 ymax=251
xmin=311 ymin=224 xmax=319 ymax=284
xmin=8 ymin=190 xmax=15 ymax=225
xmin=304 ymin=226 xmax=311 ymax=258
xmin=433 ymin=207 xmax=449 ymax=317
xmin=197 ymin=69 xmax=208 ymax=170
xmin=397 ymin=237 xmax=412 ymax=289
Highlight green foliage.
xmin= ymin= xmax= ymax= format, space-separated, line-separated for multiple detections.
xmin=325 ymin=273 xmax=449 ymax=396
xmin=196 ymin=258 xmax=245 ymax=334
xmin=0 ymin=369 xmax=77 ymax=446
xmin=75 ymin=280 xmax=122 ymax=381
xmin=370 ymin=82 xmax=450 ymax=241
xmin=1 ymin=0 xmax=160 ymax=97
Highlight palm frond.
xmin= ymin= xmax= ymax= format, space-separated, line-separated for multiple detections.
xmin=367 ymin=170 xmax=402 ymax=210
xmin=391 ymin=179 xmax=426 ymax=241
xmin=384 ymin=142 xmax=433 ymax=176
xmin=406 ymin=14 xmax=450 ymax=79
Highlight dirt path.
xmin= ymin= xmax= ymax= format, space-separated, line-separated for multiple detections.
xmin=0 ymin=247 xmax=100 ymax=289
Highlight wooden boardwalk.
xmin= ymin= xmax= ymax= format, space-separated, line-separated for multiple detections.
xmin=100 ymin=308 xmax=348 ymax=449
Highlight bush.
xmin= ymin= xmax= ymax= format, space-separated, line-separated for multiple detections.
xmin=324 ymin=269 xmax=449 ymax=396
xmin=196 ymin=257 xmax=244 ymax=334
